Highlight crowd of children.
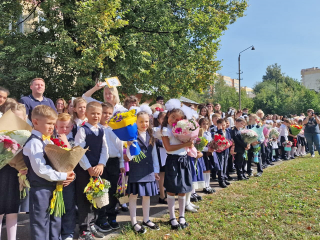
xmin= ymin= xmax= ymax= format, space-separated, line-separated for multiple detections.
xmin=0 ymin=80 xmax=313 ymax=240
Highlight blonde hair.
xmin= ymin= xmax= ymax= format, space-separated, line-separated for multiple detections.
xmin=212 ymin=113 xmax=221 ymax=119
xmin=57 ymin=113 xmax=72 ymax=122
xmin=30 ymin=78 xmax=45 ymax=85
xmin=137 ymin=111 xmax=154 ymax=146
xmin=256 ymin=109 xmax=265 ymax=118
xmin=32 ymin=105 xmax=57 ymax=120
xmin=249 ymin=113 xmax=259 ymax=120
xmin=86 ymin=101 xmax=102 ymax=112
xmin=72 ymin=97 xmax=87 ymax=120
xmin=104 ymin=87 xmax=120 ymax=105
xmin=4 ymin=102 xmax=26 ymax=116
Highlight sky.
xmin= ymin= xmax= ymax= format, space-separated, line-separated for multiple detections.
xmin=216 ymin=0 xmax=320 ymax=89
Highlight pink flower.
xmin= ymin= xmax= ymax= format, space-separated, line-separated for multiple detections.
xmin=175 ymin=128 xmax=182 ymax=134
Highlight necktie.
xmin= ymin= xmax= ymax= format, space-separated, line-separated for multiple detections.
xmin=42 ymin=135 xmax=51 ymax=141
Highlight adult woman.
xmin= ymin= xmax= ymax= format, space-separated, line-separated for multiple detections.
xmin=82 ymin=82 xmax=127 ymax=113
xmin=302 ymin=109 xmax=320 ymax=157
xmin=55 ymin=98 xmax=68 ymax=113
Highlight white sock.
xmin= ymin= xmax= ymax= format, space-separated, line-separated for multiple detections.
xmin=192 ymin=187 xmax=196 ymax=194
xmin=129 ymin=194 xmax=140 ymax=231
xmin=6 ymin=213 xmax=17 ymax=240
xmin=205 ymin=173 xmax=210 ymax=187
xmin=302 ymin=146 xmax=306 ymax=154
xmin=167 ymin=195 xmax=178 ymax=225
xmin=185 ymin=192 xmax=191 ymax=207
xmin=178 ymin=196 xmax=186 ymax=224
xmin=0 ymin=214 xmax=3 ymax=239
xmin=142 ymin=196 xmax=154 ymax=226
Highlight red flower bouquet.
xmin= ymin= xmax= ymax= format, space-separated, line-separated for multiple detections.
xmin=208 ymin=134 xmax=232 ymax=153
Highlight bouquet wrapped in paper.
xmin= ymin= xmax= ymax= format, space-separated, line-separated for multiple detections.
xmin=84 ymin=177 xmax=111 ymax=208
xmin=269 ymin=128 xmax=280 ymax=140
xmin=0 ymin=110 xmax=32 ymax=199
xmin=252 ymin=126 xmax=264 ymax=142
xmin=290 ymin=125 xmax=303 ymax=136
xmin=208 ymin=134 xmax=232 ymax=153
xmin=240 ymin=129 xmax=258 ymax=144
xmin=45 ymin=140 xmax=87 ymax=217
xmin=252 ymin=144 xmax=261 ymax=163
xmin=109 ymin=109 xmax=145 ymax=162
xmin=172 ymin=119 xmax=200 ymax=157
xmin=282 ymin=140 xmax=292 ymax=151
xmin=194 ymin=137 xmax=208 ymax=152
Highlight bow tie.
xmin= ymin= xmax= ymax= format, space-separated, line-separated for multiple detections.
xmin=42 ymin=135 xmax=51 ymax=141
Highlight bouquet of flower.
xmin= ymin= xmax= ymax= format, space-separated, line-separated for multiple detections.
xmin=45 ymin=139 xmax=87 ymax=217
xmin=252 ymin=126 xmax=264 ymax=142
xmin=114 ymin=173 xmax=129 ymax=204
xmin=252 ymin=144 xmax=261 ymax=163
xmin=240 ymin=129 xmax=258 ymax=144
xmin=290 ymin=125 xmax=303 ymax=136
xmin=109 ymin=109 xmax=145 ymax=162
xmin=84 ymin=177 xmax=111 ymax=208
xmin=269 ymin=128 xmax=280 ymax=139
xmin=172 ymin=119 xmax=200 ymax=157
xmin=194 ymin=137 xmax=208 ymax=152
xmin=208 ymin=134 xmax=232 ymax=153
xmin=282 ymin=141 xmax=292 ymax=151
xmin=0 ymin=135 xmax=21 ymax=170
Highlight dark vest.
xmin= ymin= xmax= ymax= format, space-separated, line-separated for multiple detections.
xmin=128 ymin=132 xmax=155 ymax=183
xmin=71 ymin=123 xmax=78 ymax=139
xmin=23 ymin=134 xmax=56 ymax=188
xmin=82 ymin=124 xmax=104 ymax=167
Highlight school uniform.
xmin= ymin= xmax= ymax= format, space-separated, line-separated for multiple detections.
xmin=230 ymin=127 xmax=247 ymax=179
xmin=71 ymin=118 xmax=88 ymax=138
xmin=126 ymin=131 xmax=159 ymax=196
xmin=74 ymin=123 xmax=108 ymax=233
xmin=278 ymin=124 xmax=288 ymax=159
xmin=161 ymin=126 xmax=192 ymax=194
xmin=209 ymin=124 xmax=219 ymax=179
xmin=96 ymin=124 xmax=124 ymax=225
xmin=215 ymin=129 xmax=231 ymax=182
xmin=23 ymin=130 xmax=68 ymax=240
xmin=189 ymin=155 xmax=206 ymax=189
xmin=246 ymin=124 xmax=263 ymax=174
xmin=202 ymin=131 xmax=216 ymax=171
xmin=61 ymin=135 xmax=76 ymax=240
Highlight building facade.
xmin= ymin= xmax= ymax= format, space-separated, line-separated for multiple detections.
xmin=301 ymin=67 xmax=320 ymax=92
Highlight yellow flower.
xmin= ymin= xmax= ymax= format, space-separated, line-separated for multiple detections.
xmin=87 ymin=194 xmax=93 ymax=201
xmin=99 ymin=184 xmax=105 ymax=190
xmin=94 ymin=188 xmax=99 ymax=193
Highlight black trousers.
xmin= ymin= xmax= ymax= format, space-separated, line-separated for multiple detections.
xmin=96 ymin=157 xmax=120 ymax=223
xmin=216 ymin=151 xmax=228 ymax=181
xmin=75 ymin=165 xmax=97 ymax=232
xmin=280 ymin=136 xmax=288 ymax=159
xmin=234 ymin=152 xmax=245 ymax=178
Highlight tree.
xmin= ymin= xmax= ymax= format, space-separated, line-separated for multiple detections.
xmin=0 ymin=0 xmax=248 ymax=101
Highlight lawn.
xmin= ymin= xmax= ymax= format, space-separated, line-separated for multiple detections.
xmin=116 ymin=156 xmax=320 ymax=240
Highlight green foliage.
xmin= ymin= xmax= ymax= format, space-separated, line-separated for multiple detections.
xmin=0 ymin=0 xmax=248 ymax=101
xmin=253 ymin=64 xmax=320 ymax=115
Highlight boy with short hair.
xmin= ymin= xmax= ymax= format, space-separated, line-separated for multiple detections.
xmin=23 ymin=105 xmax=75 ymax=240
xmin=210 ymin=113 xmax=221 ymax=137
xmin=230 ymin=118 xmax=250 ymax=181
xmin=75 ymin=101 xmax=109 ymax=240
xmin=55 ymin=113 xmax=76 ymax=240
xmin=95 ymin=102 xmax=126 ymax=232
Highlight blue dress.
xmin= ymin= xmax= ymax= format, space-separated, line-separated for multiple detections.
xmin=189 ymin=156 xmax=206 ymax=189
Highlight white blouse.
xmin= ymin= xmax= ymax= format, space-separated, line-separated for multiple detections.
xmin=81 ymin=95 xmax=127 ymax=114
xmin=153 ymin=126 xmax=187 ymax=156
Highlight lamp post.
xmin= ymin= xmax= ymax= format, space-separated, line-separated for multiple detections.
xmin=238 ymin=45 xmax=255 ymax=109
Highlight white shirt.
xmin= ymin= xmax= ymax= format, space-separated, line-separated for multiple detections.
xmin=98 ymin=123 xmax=124 ymax=168
xmin=278 ymin=124 xmax=288 ymax=141
xmin=228 ymin=117 xmax=235 ymax=128
xmin=154 ymin=126 xmax=187 ymax=156
xmin=74 ymin=118 xmax=87 ymax=128
xmin=126 ymin=131 xmax=160 ymax=173
xmin=75 ymin=123 xmax=109 ymax=170
xmin=23 ymin=130 xmax=67 ymax=182
xmin=81 ymin=95 xmax=127 ymax=114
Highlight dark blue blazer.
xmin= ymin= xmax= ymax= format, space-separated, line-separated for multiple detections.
xmin=230 ymin=127 xmax=247 ymax=154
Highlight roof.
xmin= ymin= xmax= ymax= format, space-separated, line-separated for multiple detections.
xmin=179 ymin=96 xmax=199 ymax=105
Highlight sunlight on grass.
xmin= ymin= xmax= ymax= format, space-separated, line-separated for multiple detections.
xmin=115 ymin=155 xmax=320 ymax=239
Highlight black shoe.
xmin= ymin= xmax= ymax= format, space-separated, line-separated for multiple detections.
xmin=219 ymin=181 xmax=227 ymax=188
xmin=89 ymin=225 xmax=104 ymax=238
xmin=225 ymin=180 xmax=231 ymax=185
xmin=79 ymin=231 xmax=94 ymax=240
xmin=227 ymin=176 xmax=234 ymax=181
xmin=256 ymin=172 xmax=263 ymax=177
xmin=169 ymin=218 xmax=181 ymax=230
xmin=190 ymin=195 xmax=198 ymax=202
xmin=95 ymin=221 xmax=112 ymax=233
xmin=208 ymin=187 xmax=216 ymax=193
xmin=248 ymin=173 xmax=253 ymax=177
xmin=193 ymin=193 xmax=202 ymax=201
xmin=237 ymin=176 xmax=247 ymax=181
xmin=243 ymin=175 xmax=249 ymax=179
xmin=121 ymin=206 xmax=129 ymax=212
xmin=132 ymin=223 xmax=147 ymax=234
xmin=142 ymin=220 xmax=160 ymax=230
xmin=290 ymin=157 xmax=295 ymax=159
xmin=269 ymin=163 xmax=275 ymax=166
xmin=108 ymin=219 xmax=120 ymax=230
xmin=159 ymin=197 xmax=167 ymax=204
xmin=179 ymin=217 xmax=188 ymax=229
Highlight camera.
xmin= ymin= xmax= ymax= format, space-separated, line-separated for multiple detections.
xmin=313 ymin=112 xmax=319 ymax=116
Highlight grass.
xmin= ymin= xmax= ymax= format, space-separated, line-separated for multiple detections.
xmin=115 ymin=155 xmax=320 ymax=240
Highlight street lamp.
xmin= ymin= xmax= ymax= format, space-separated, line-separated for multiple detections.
xmin=238 ymin=45 xmax=255 ymax=109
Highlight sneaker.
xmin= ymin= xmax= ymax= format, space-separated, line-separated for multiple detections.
xmin=190 ymin=194 xmax=198 ymax=202
xmin=185 ymin=204 xmax=197 ymax=213
xmin=193 ymin=193 xmax=202 ymax=201
xmin=256 ymin=172 xmax=263 ymax=177
xmin=207 ymin=187 xmax=216 ymax=193
xmin=89 ymin=225 xmax=104 ymax=238
xmin=95 ymin=221 xmax=112 ymax=233
xmin=108 ymin=219 xmax=120 ymax=230
xmin=312 ymin=154 xmax=316 ymax=158
xmin=79 ymin=231 xmax=94 ymax=240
